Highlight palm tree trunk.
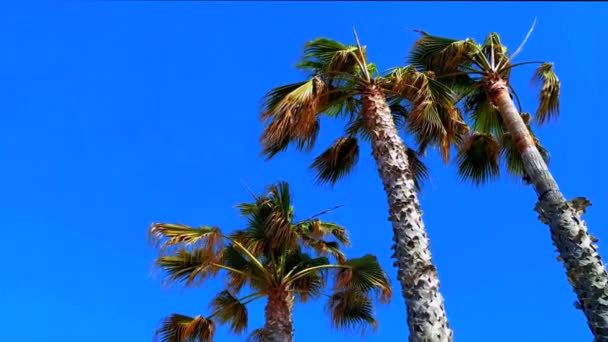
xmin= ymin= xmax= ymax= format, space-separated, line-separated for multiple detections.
xmin=490 ymin=79 xmax=608 ymax=341
xmin=362 ymin=84 xmax=452 ymax=342
xmin=263 ymin=287 xmax=294 ymax=342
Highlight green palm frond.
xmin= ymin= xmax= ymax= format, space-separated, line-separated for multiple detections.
xmin=335 ymin=255 xmax=392 ymax=304
xmin=156 ymin=249 xmax=220 ymax=287
xmin=266 ymin=181 xmax=293 ymax=220
xmin=464 ymin=88 xmax=504 ymax=136
xmin=405 ymin=148 xmax=430 ymax=193
xmin=149 ymin=223 xmax=223 ymax=256
xmin=154 ymin=314 xmax=215 ymax=342
xmin=456 ymin=133 xmax=500 ymax=185
xmin=298 ymin=38 xmax=361 ymax=75
xmin=222 ymin=245 xmax=268 ymax=292
xmin=481 ymin=32 xmax=508 ymax=70
xmin=310 ymin=136 xmax=360 ymax=185
xmin=327 ymin=289 xmax=378 ymax=334
xmin=210 ymin=290 xmax=249 ymax=334
xmin=532 ymin=62 xmax=560 ymax=124
xmin=409 ymin=32 xmax=479 ymax=74
xmin=286 ymin=254 xmax=330 ymax=302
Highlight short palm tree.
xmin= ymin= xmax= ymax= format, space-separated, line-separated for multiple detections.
xmin=260 ymin=33 xmax=465 ymax=341
xmin=409 ymin=28 xmax=608 ymax=339
xmin=149 ymin=181 xmax=391 ymax=342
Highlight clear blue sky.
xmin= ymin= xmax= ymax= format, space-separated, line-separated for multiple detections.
xmin=1 ymin=1 xmax=607 ymax=341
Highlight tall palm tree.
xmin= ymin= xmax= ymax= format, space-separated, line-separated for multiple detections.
xmin=260 ymin=34 xmax=465 ymax=341
xmin=149 ymin=181 xmax=391 ymax=342
xmin=409 ymin=28 xmax=608 ymax=340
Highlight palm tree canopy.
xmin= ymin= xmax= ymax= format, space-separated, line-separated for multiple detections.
xmin=408 ymin=30 xmax=560 ymax=185
xmin=149 ymin=181 xmax=391 ymax=341
xmin=260 ymin=37 xmax=468 ymax=191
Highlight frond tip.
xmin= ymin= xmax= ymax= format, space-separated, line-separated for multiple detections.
xmin=532 ymin=62 xmax=560 ymax=124
xmin=310 ymin=136 xmax=360 ymax=185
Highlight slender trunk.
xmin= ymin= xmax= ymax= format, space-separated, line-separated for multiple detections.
xmin=263 ymin=287 xmax=294 ymax=342
xmin=362 ymin=84 xmax=452 ymax=342
xmin=490 ymin=79 xmax=608 ymax=341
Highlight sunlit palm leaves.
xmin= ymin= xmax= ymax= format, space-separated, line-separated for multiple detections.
xmin=410 ymin=30 xmax=561 ymax=125
xmin=150 ymin=182 xmax=391 ymax=341
xmin=262 ymin=36 xmax=467 ymax=191
xmin=532 ymin=63 xmax=560 ymax=124
xmin=155 ymin=249 xmax=221 ymax=287
xmin=410 ymin=30 xmax=561 ymax=184
xmin=155 ymin=314 xmax=215 ymax=342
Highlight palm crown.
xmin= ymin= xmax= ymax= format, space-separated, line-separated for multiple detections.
xmin=408 ymin=27 xmax=560 ymax=185
xmin=149 ymin=181 xmax=391 ymax=341
xmin=261 ymin=36 xmax=468 ymax=190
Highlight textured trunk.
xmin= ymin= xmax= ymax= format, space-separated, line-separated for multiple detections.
xmin=263 ymin=287 xmax=294 ymax=342
xmin=490 ymin=79 xmax=608 ymax=341
xmin=362 ymin=84 xmax=452 ymax=342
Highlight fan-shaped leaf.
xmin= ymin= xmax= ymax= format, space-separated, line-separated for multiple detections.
xmin=327 ymin=289 xmax=378 ymax=335
xmin=335 ymin=254 xmax=392 ymax=303
xmin=310 ymin=136 xmax=360 ymax=185
xmin=456 ymin=133 xmax=500 ymax=185
xmin=210 ymin=290 xmax=248 ymax=334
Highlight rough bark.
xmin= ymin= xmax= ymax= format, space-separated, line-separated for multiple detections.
xmin=490 ymin=79 xmax=608 ymax=341
xmin=263 ymin=287 xmax=294 ymax=342
xmin=362 ymin=84 xmax=452 ymax=342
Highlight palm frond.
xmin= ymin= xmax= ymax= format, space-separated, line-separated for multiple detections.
xmin=327 ymin=289 xmax=378 ymax=335
xmin=283 ymin=253 xmax=330 ymax=301
xmin=335 ymin=255 xmax=392 ymax=304
xmin=222 ymin=245 xmax=269 ymax=293
xmin=260 ymin=77 xmax=327 ymax=158
xmin=149 ymin=223 xmax=223 ymax=256
xmin=456 ymin=133 xmax=500 ymax=185
xmin=532 ymin=62 xmax=560 ymax=124
xmin=464 ymin=88 xmax=504 ymax=136
xmin=210 ymin=290 xmax=248 ymax=334
xmin=384 ymin=66 xmax=463 ymax=161
xmin=154 ymin=314 xmax=215 ymax=342
xmin=310 ymin=136 xmax=360 ymax=185
xmin=155 ymin=249 xmax=220 ymax=287
xmin=481 ymin=32 xmax=508 ymax=70
xmin=298 ymin=38 xmax=361 ymax=75
xmin=409 ymin=32 xmax=478 ymax=74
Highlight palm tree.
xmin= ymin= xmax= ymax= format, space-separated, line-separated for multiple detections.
xmin=260 ymin=33 xmax=465 ymax=341
xmin=409 ymin=28 xmax=608 ymax=340
xmin=149 ymin=181 xmax=391 ymax=342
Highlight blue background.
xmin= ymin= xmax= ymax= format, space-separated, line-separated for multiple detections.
xmin=1 ymin=1 xmax=607 ymax=341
